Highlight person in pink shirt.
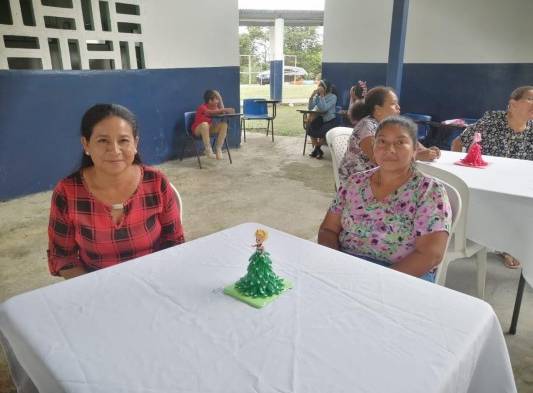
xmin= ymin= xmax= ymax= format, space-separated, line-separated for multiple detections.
xmin=318 ymin=116 xmax=452 ymax=282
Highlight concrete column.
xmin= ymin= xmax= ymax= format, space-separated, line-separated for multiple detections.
xmin=386 ymin=0 xmax=409 ymax=98
xmin=59 ymin=37 xmax=72 ymax=70
xmin=269 ymin=17 xmax=284 ymax=101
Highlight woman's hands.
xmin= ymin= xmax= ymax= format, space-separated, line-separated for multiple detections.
xmin=59 ymin=265 xmax=88 ymax=279
xmin=311 ymin=86 xmax=326 ymax=99
xmin=391 ymin=231 xmax=448 ymax=277
xmin=416 ymin=146 xmax=441 ymax=161
xmin=318 ymin=212 xmax=342 ymax=250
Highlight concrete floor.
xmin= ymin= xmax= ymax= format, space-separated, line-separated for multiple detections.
xmin=0 ymin=133 xmax=532 ymax=392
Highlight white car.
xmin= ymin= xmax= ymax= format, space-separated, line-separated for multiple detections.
xmin=256 ymin=66 xmax=308 ymax=84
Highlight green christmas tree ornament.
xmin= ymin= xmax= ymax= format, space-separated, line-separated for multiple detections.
xmin=224 ymin=229 xmax=293 ymax=308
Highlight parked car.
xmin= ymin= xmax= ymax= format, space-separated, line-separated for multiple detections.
xmin=256 ymin=66 xmax=308 ymax=85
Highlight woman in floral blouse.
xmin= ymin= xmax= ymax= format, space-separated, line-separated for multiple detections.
xmin=338 ymin=86 xmax=440 ymax=185
xmin=452 ymin=85 xmax=533 ymax=160
xmin=452 ymin=85 xmax=533 ymax=268
xmin=319 ymin=116 xmax=452 ymax=282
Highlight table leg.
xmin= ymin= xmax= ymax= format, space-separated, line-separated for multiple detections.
xmin=271 ymin=103 xmax=276 ymax=142
xmin=509 ymin=272 xmax=526 ymax=335
xmin=302 ymin=114 xmax=309 ymax=155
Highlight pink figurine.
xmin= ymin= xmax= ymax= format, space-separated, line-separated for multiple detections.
xmin=459 ymin=132 xmax=488 ymax=167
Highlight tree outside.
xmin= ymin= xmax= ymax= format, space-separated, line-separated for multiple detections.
xmin=284 ymin=26 xmax=322 ymax=80
xmin=239 ymin=26 xmax=322 ymax=84
xmin=239 ymin=26 xmax=269 ymax=84
xmin=239 ymin=25 xmax=322 ymax=136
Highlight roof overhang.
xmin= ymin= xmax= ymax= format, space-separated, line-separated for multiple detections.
xmin=239 ymin=9 xmax=323 ymax=26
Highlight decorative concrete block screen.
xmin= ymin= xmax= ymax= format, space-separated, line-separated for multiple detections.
xmin=0 ymin=0 xmax=144 ymax=70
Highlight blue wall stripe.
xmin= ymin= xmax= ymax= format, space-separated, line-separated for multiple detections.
xmin=323 ymin=62 xmax=533 ymax=120
xmin=386 ymin=0 xmax=409 ymax=96
xmin=0 ymin=66 xmax=240 ymax=200
xmin=270 ymin=60 xmax=283 ymax=101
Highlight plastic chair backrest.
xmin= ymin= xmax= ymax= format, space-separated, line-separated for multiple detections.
xmin=417 ymin=164 xmax=468 ymax=252
xmin=462 ymin=118 xmax=478 ymax=125
xmin=325 ymin=126 xmax=353 ymax=190
xmin=403 ymin=112 xmax=432 ymax=139
xmin=341 ymin=89 xmax=351 ymax=109
xmin=169 ymin=182 xmax=183 ymax=222
xmin=184 ymin=111 xmax=196 ymax=136
xmin=335 ymin=105 xmax=344 ymax=125
xmin=432 ymin=179 xmax=462 ymax=287
xmin=243 ymin=98 xmax=268 ymax=116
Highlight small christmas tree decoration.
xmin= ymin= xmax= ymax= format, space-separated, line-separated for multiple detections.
xmin=224 ymin=229 xmax=292 ymax=308
xmin=456 ymin=132 xmax=488 ymax=168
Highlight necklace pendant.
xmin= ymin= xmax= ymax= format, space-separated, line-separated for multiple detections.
xmin=111 ymin=203 xmax=124 ymax=210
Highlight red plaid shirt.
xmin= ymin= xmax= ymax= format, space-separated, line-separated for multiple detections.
xmin=47 ymin=166 xmax=185 ymax=275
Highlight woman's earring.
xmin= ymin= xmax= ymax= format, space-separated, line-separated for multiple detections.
xmin=85 ymin=151 xmax=90 ymax=156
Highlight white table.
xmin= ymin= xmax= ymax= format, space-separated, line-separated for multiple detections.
xmin=417 ymin=151 xmax=533 ymax=333
xmin=0 ymin=223 xmax=516 ymax=393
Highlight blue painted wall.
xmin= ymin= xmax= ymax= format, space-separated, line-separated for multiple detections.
xmin=269 ymin=60 xmax=283 ymax=101
xmin=0 ymin=66 xmax=240 ymax=200
xmin=322 ymin=63 xmax=387 ymax=109
xmin=323 ymin=62 xmax=533 ymax=120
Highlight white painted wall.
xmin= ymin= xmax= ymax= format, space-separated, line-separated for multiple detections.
xmin=0 ymin=0 xmax=239 ymax=70
xmin=142 ymin=0 xmax=239 ymax=68
xmin=323 ymin=0 xmax=393 ymax=63
xmin=0 ymin=0 xmax=143 ymax=70
xmin=405 ymin=0 xmax=533 ymax=63
xmin=323 ymin=0 xmax=533 ymax=64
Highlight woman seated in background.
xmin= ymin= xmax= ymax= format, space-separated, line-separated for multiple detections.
xmin=192 ymin=89 xmax=235 ymax=159
xmin=48 ymin=104 xmax=185 ymax=279
xmin=340 ymin=80 xmax=367 ymax=126
xmin=307 ymin=79 xmax=338 ymax=159
xmin=452 ymin=85 xmax=533 ymax=268
xmin=349 ymin=80 xmax=367 ymax=108
xmin=338 ymin=86 xmax=441 ymax=185
xmin=452 ymin=85 xmax=533 ymax=158
xmin=318 ymin=116 xmax=451 ymax=282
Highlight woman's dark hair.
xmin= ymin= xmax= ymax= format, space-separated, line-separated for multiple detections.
xmin=510 ymin=86 xmax=533 ymax=100
xmin=203 ymin=89 xmax=217 ymax=103
xmin=80 ymin=103 xmax=141 ymax=169
xmin=375 ymin=115 xmax=418 ymax=147
xmin=349 ymin=86 xmax=395 ymax=123
xmin=352 ymin=81 xmax=367 ymax=99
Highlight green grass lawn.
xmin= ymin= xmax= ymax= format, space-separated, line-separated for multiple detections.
xmin=240 ymin=84 xmax=316 ymax=137
xmin=241 ymin=84 xmax=315 ymax=100
xmin=241 ymin=103 xmax=309 ymax=137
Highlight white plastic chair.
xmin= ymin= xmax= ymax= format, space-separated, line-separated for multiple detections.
xmin=325 ymin=126 xmax=353 ymax=190
xmin=169 ymin=182 xmax=183 ymax=222
xmin=419 ymin=164 xmax=488 ymax=298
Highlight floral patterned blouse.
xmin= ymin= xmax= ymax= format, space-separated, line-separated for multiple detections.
xmin=460 ymin=111 xmax=533 ymax=160
xmin=338 ymin=116 xmax=379 ymax=185
xmin=329 ymin=167 xmax=452 ymax=264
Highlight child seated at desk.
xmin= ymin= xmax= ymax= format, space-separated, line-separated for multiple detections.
xmin=192 ymin=90 xmax=235 ymax=159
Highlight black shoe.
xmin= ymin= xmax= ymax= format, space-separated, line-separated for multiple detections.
xmin=309 ymin=147 xmax=319 ymax=157
xmin=315 ymin=148 xmax=324 ymax=159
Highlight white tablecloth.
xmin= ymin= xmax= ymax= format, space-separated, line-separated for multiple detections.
xmin=417 ymin=151 xmax=533 ymax=287
xmin=0 ymin=223 xmax=516 ymax=393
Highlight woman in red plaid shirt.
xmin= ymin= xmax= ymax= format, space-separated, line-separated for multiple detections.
xmin=47 ymin=104 xmax=185 ymax=279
